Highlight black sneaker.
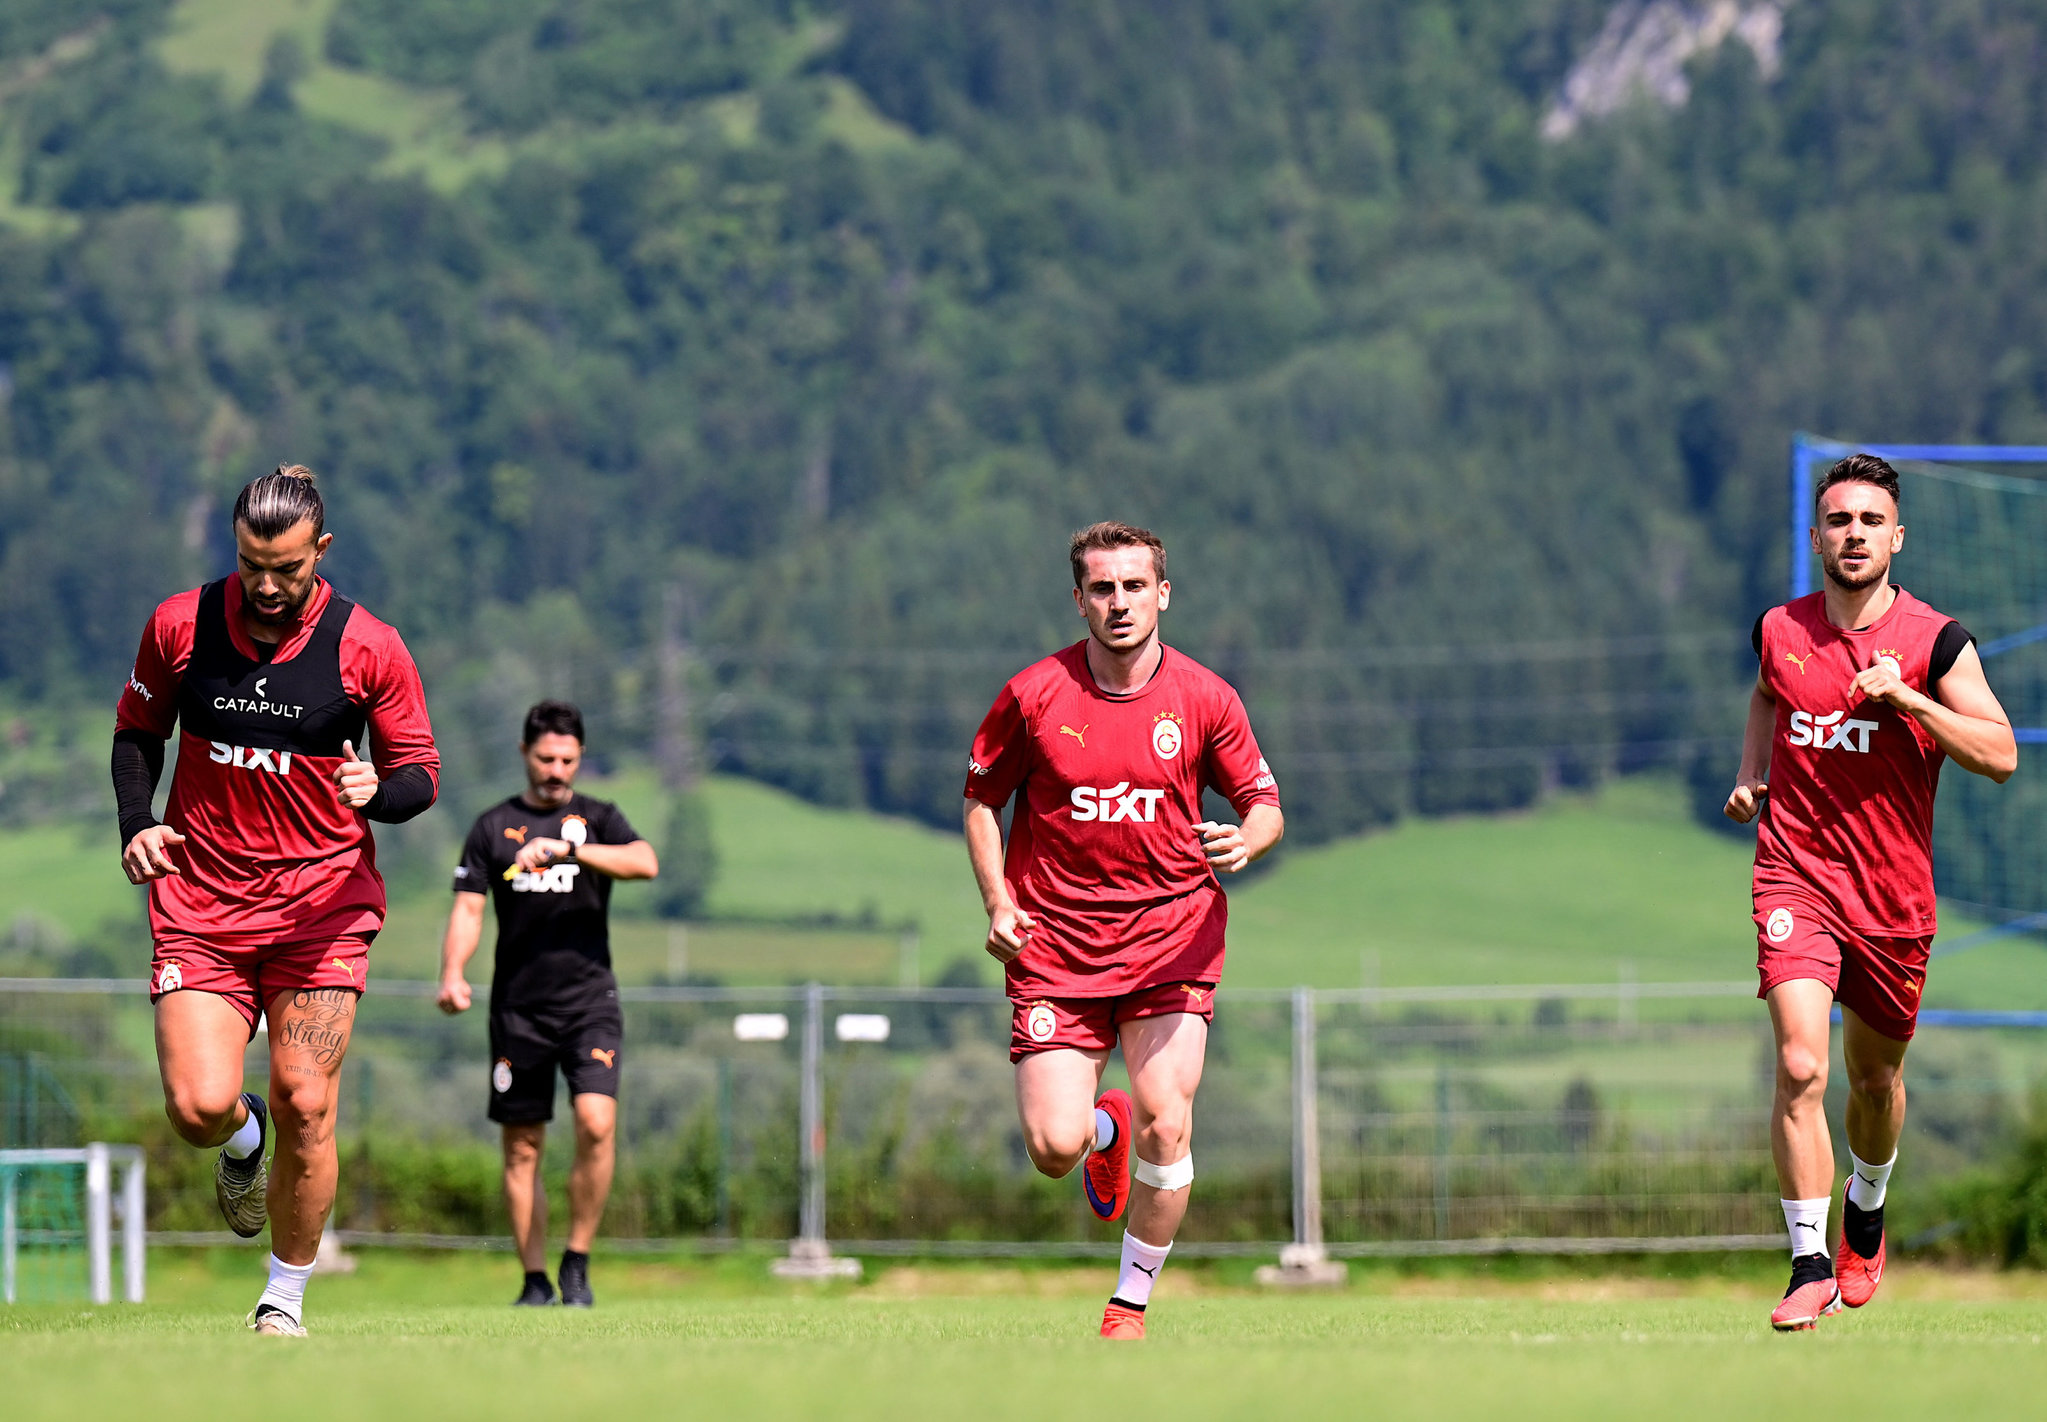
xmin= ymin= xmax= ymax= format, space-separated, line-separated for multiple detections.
xmin=558 ymin=1250 xmax=593 ymax=1308
xmin=513 ymin=1271 xmax=555 ymax=1307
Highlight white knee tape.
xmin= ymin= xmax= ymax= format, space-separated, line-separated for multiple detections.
xmin=1133 ymin=1153 xmax=1193 ymax=1191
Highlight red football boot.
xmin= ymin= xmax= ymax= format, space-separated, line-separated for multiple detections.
xmin=1836 ymin=1204 xmax=1886 ymax=1308
xmin=1100 ymin=1300 xmax=1146 ymax=1340
xmin=1771 ymin=1254 xmax=1842 ymax=1331
xmin=1083 ymin=1088 xmax=1133 ymax=1222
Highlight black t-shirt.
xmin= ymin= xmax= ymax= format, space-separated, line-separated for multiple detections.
xmin=454 ymin=792 xmax=641 ymax=1009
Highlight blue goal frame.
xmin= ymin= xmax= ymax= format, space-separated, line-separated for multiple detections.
xmin=1790 ymin=431 xmax=2047 ymax=745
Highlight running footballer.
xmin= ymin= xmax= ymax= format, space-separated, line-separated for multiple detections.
xmin=1727 ymin=454 xmax=2015 ymax=1331
xmin=437 ymin=700 xmax=657 ymax=1308
xmin=964 ymin=522 xmax=1282 ymax=1341
xmin=114 ymin=466 xmax=440 ymax=1336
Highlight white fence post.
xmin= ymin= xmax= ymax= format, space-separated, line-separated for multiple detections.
xmin=2 ymin=1166 xmax=16 ymax=1304
xmin=85 ymin=1142 xmax=110 ymax=1305
xmin=119 ymin=1152 xmax=145 ymax=1303
xmin=773 ymin=983 xmax=859 ymax=1279
xmin=1258 ymin=987 xmax=1345 ymax=1286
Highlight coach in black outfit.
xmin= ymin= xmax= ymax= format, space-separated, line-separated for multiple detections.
xmin=437 ymin=701 xmax=658 ymax=1307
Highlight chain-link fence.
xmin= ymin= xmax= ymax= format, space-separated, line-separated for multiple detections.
xmin=4 ymin=978 xmax=2042 ymax=1262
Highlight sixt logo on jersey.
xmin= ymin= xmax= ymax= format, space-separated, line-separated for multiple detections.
xmin=1069 ymin=781 xmax=1168 ymax=823
xmin=1786 ymin=709 xmax=1880 ymax=753
xmin=207 ymin=742 xmax=294 ymax=774
xmin=511 ymin=863 xmax=581 ymax=894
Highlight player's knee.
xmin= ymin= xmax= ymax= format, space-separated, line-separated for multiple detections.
xmin=271 ymin=1077 xmax=336 ymax=1140
xmin=162 ymin=1084 xmax=239 ymax=1146
xmin=1845 ymin=1058 xmax=1901 ymax=1103
xmin=572 ymin=1102 xmax=616 ymax=1147
xmin=1134 ymin=1104 xmax=1191 ymax=1162
xmin=1021 ymin=1121 xmax=1089 ymax=1178
xmin=1775 ymin=1043 xmax=1827 ymax=1100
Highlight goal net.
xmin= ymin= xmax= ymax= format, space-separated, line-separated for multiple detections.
xmin=1791 ymin=435 xmax=2047 ymax=922
xmin=0 ymin=1146 xmax=146 ymax=1305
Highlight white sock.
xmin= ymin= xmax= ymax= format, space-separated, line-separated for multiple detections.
xmin=223 ymin=1103 xmax=263 ymax=1160
xmin=1782 ymin=1197 xmax=1831 ymax=1260
xmin=1847 ymin=1149 xmax=1896 ymax=1211
xmin=1113 ymin=1231 xmax=1171 ymax=1307
xmin=256 ymin=1254 xmax=316 ymax=1323
xmin=1092 ymin=1107 xmax=1117 ymax=1153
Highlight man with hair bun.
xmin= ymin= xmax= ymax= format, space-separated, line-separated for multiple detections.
xmin=963 ymin=521 xmax=1283 ymax=1340
xmin=114 ymin=464 xmax=441 ymax=1335
xmin=436 ymin=699 xmax=657 ymax=1308
xmin=1729 ymin=453 xmax=2016 ymax=1330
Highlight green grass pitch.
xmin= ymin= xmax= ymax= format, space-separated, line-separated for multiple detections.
xmin=8 ymin=1251 xmax=2047 ymax=1420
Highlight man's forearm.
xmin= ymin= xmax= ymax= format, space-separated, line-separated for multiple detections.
xmin=440 ymin=901 xmax=484 ymax=979
xmin=1241 ymin=804 xmax=1284 ymax=864
xmin=1907 ymin=699 xmax=2016 ymax=780
xmin=572 ymin=841 xmax=659 ymax=880
xmin=963 ymin=801 xmax=1010 ymax=913
xmin=1738 ymin=684 xmax=1775 ymax=782
xmin=112 ymin=731 xmax=166 ymax=845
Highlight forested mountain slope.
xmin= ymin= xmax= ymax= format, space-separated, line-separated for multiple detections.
xmin=0 ymin=0 xmax=2042 ymax=879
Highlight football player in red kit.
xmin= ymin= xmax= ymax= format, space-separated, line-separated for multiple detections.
xmin=1727 ymin=454 xmax=2015 ymax=1331
xmin=965 ymin=522 xmax=1283 ymax=1340
xmin=113 ymin=467 xmax=440 ymax=1335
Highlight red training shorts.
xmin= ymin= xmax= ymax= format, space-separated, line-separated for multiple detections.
xmin=1754 ymin=892 xmax=1931 ymax=1041
xmin=150 ymin=932 xmax=371 ymax=1035
xmin=1009 ymin=981 xmax=1216 ymax=1063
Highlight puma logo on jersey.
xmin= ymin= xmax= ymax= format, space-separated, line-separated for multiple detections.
xmin=589 ymin=1048 xmax=617 ymax=1069
xmin=331 ymin=958 xmax=358 ymax=982
xmin=1180 ymin=984 xmax=1211 ymax=1008
xmin=504 ymin=826 xmax=528 ymax=844
xmin=1070 ymin=782 xmax=1168 ymax=823
xmin=1059 ymin=724 xmax=1089 ymax=748
xmin=1784 ymin=652 xmax=1813 ymax=673
xmin=1786 ymin=709 xmax=1879 ymax=753
xmin=207 ymin=742 xmax=293 ymax=774
xmin=511 ymin=863 xmax=581 ymax=894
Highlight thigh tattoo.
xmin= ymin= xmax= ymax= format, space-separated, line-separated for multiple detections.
xmin=275 ymin=988 xmax=358 ymax=1071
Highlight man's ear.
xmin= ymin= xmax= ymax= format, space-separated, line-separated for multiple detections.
xmin=1157 ymin=579 xmax=1170 ymax=611
xmin=315 ymin=532 xmax=334 ymax=559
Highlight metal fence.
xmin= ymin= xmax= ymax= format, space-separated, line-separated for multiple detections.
xmin=3 ymin=977 xmax=2042 ymax=1265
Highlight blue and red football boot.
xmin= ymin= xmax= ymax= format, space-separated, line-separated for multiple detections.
xmin=1083 ymin=1088 xmax=1133 ymax=1222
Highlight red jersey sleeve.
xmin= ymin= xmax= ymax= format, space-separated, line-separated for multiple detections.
xmin=1201 ymin=685 xmax=1279 ymax=816
xmin=115 ymin=592 xmax=197 ymax=738
xmin=965 ymin=683 xmax=1033 ymax=807
xmin=340 ymin=611 xmax=441 ymax=784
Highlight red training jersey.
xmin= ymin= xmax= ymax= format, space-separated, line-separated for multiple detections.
xmin=965 ymin=642 xmax=1280 ymax=998
xmin=115 ymin=575 xmax=440 ymax=947
xmin=1753 ymin=589 xmax=1958 ymax=936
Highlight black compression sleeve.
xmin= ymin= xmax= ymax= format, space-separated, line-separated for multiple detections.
xmin=1751 ymin=612 xmax=1765 ymax=659
xmin=363 ymin=763 xmax=437 ymax=824
xmin=112 ymin=730 xmax=165 ymax=846
xmin=1930 ymin=619 xmax=1976 ymax=687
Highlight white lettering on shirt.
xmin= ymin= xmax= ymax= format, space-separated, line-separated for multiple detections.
xmin=1069 ymin=782 xmax=1168 ymax=823
xmin=1786 ymin=709 xmax=1878 ymax=754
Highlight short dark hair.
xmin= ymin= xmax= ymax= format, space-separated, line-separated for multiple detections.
xmin=522 ymin=700 xmax=584 ymax=745
xmin=233 ymin=464 xmax=325 ymax=539
xmin=1069 ymin=521 xmax=1166 ymax=587
xmin=1815 ymin=453 xmax=1901 ymax=517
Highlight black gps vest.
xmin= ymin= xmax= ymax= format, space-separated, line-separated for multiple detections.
xmin=176 ymin=579 xmax=366 ymax=758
